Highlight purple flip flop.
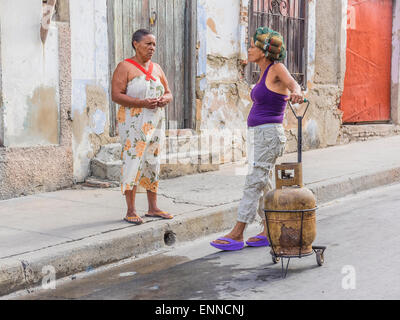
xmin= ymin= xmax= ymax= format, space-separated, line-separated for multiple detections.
xmin=210 ymin=237 xmax=245 ymax=251
xmin=246 ymin=235 xmax=270 ymax=247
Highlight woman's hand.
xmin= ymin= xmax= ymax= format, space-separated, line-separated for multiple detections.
xmin=285 ymin=90 xmax=305 ymax=104
xmin=142 ymin=98 xmax=159 ymax=109
xmin=157 ymin=96 xmax=170 ymax=108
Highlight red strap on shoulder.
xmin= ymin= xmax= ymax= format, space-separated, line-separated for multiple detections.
xmin=125 ymin=59 xmax=156 ymax=81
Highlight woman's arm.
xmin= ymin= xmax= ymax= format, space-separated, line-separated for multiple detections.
xmin=274 ymin=63 xmax=304 ymax=104
xmin=156 ymin=65 xmax=173 ymax=108
xmin=111 ymin=62 xmax=158 ymax=109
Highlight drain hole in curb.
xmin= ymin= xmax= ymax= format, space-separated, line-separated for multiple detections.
xmin=164 ymin=231 xmax=176 ymax=246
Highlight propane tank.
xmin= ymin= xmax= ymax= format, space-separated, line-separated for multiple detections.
xmin=264 ymin=162 xmax=317 ymax=256
xmin=264 ymin=99 xmax=318 ymax=256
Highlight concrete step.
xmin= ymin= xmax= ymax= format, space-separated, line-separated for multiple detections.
xmin=90 ymin=143 xmax=221 ymax=182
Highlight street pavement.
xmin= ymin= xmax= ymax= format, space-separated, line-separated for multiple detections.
xmin=8 ymin=182 xmax=400 ymax=300
xmin=1 ymin=135 xmax=400 ymax=297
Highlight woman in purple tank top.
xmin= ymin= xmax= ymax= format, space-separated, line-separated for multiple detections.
xmin=211 ymin=27 xmax=305 ymax=251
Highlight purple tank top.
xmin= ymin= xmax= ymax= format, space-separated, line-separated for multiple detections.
xmin=247 ymin=63 xmax=289 ymax=127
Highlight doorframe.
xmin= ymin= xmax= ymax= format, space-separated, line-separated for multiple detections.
xmin=106 ymin=0 xmax=197 ymax=136
xmin=107 ymin=0 xmax=117 ymax=137
xmin=0 ymin=18 xmax=4 ymax=146
xmin=184 ymin=0 xmax=197 ymax=130
xmin=391 ymin=0 xmax=400 ymax=125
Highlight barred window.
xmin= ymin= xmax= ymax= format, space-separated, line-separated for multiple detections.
xmin=247 ymin=0 xmax=307 ymax=89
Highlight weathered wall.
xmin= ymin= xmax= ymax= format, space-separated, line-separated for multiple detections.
xmin=0 ymin=8 xmax=3 ymax=147
xmin=0 ymin=0 xmax=60 ymax=147
xmin=0 ymin=12 xmax=73 ymax=200
xmin=196 ymin=0 xmax=251 ymax=164
xmin=194 ymin=0 xmax=345 ymax=162
xmin=2 ymin=0 xmax=399 ymax=199
xmin=0 ymin=0 xmax=119 ymax=199
xmin=195 ymin=0 xmax=400 ymax=161
xmin=70 ymin=0 xmax=118 ymax=182
xmin=292 ymin=0 xmax=345 ymax=152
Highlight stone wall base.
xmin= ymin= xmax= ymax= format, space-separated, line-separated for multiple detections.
xmin=338 ymin=124 xmax=400 ymax=144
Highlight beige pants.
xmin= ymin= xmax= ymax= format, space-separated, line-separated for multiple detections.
xmin=237 ymin=124 xmax=287 ymax=224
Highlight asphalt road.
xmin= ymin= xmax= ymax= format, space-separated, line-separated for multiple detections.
xmin=9 ymin=183 xmax=400 ymax=300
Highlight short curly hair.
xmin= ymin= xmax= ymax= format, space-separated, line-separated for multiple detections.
xmin=253 ymin=27 xmax=286 ymax=62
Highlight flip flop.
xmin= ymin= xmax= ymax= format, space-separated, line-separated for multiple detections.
xmin=246 ymin=235 xmax=269 ymax=247
xmin=124 ymin=216 xmax=144 ymax=225
xmin=210 ymin=237 xmax=245 ymax=251
xmin=145 ymin=211 xmax=174 ymax=220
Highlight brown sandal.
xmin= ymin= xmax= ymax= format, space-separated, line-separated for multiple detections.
xmin=124 ymin=216 xmax=144 ymax=225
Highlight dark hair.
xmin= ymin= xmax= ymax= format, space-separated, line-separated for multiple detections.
xmin=131 ymin=29 xmax=153 ymax=50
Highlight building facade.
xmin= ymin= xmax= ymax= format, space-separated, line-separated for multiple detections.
xmin=0 ymin=0 xmax=399 ymax=200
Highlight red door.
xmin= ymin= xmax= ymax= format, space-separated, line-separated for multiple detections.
xmin=340 ymin=0 xmax=393 ymax=123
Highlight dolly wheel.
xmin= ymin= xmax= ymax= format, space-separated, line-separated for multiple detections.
xmin=272 ymin=254 xmax=280 ymax=264
xmin=316 ymin=250 xmax=324 ymax=266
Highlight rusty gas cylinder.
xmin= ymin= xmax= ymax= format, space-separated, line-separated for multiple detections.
xmin=264 ymin=163 xmax=317 ymax=256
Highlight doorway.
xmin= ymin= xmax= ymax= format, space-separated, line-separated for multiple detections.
xmin=340 ymin=0 xmax=393 ymax=123
xmin=108 ymin=0 xmax=196 ymax=133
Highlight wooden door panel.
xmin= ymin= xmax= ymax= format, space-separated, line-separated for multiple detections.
xmin=120 ymin=0 xmax=150 ymax=58
xmin=340 ymin=0 xmax=392 ymax=123
xmin=149 ymin=0 xmax=185 ymax=129
xmin=113 ymin=0 xmax=186 ymax=129
xmin=173 ymin=0 xmax=186 ymax=129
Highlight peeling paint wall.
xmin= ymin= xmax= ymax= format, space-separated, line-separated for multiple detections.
xmin=70 ymin=0 xmax=118 ymax=182
xmin=2 ymin=0 xmax=399 ymax=199
xmin=0 ymin=0 xmax=73 ymax=200
xmin=1 ymin=0 xmax=120 ymax=199
xmin=196 ymin=0 xmax=251 ymax=163
xmin=195 ymin=0 xmax=368 ymax=158
xmin=0 ymin=0 xmax=60 ymax=147
xmin=195 ymin=0 xmax=344 ymax=162
xmin=0 ymin=13 xmax=4 ymax=147
xmin=283 ymin=0 xmax=345 ymax=152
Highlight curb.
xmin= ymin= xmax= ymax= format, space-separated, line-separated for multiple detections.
xmin=308 ymin=166 xmax=400 ymax=204
xmin=0 ymin=203 xmax=238 ymax=296
xmin=1 ymin=166 xmax=400 ymax=297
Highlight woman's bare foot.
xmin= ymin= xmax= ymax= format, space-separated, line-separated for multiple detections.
xmin=125 ymin=209 xmax=144 ymax=224
xmin=212 ymin=222 xmax=247 ymax=245
xmin=126 ymin=208 xmax=139 ymax=217
xmin=212 ymin=232 xmax=244 ymax=245
xmin=146 ymin=208 xmax=173 ymax=219
xmin=246 ymin=231 xmax=267 ymax=244
xmin=147 ymin=208 xmax=164 ymax=216
xmin=247 ymin=221 xmax=268 ymax=244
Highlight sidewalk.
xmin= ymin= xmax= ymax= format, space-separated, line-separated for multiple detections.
xmin=1 ymin=135 xmax=400 ymax=296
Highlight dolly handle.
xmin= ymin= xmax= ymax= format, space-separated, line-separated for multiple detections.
xmin=287 ymin=99 xmax=310 ymax=163
xmin=288 ymin=99 xmax=310 ymax=119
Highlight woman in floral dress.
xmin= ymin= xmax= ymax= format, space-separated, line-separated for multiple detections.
xmin=111 ymin=29 xmax=173 ymax=224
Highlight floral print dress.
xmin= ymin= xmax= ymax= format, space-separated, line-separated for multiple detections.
xmin=118 ymin=74 xmax=165 ymax=195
